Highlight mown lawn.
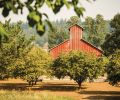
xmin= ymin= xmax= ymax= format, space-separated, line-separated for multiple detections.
xmin=0 ymin=90 xmax=75 ymax=100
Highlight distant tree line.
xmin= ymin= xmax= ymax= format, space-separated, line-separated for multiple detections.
xmin=48 ymin=14 xmax=110 ymax=49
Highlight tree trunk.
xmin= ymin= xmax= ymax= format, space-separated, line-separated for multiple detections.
xmin=31 ymin=81 xmax=34 ymax=86
xmin=34 ymin=80 xmax=37 ymax=85
xmin=29 ymin=81 xmax=31 ymax=86
xmin=78 ymin=82 xmax=82 ymax=89
xmin=34 ymin=78 xmax=38 ymax=85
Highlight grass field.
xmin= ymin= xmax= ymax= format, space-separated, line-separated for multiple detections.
xmin=0 ymin=79 xmax=120 ymax=100
xmin=0 ymin=90 xmax=74 ymax=100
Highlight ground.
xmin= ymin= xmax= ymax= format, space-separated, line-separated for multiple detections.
xmin=0 ymin=79 xmax=120 ymax=100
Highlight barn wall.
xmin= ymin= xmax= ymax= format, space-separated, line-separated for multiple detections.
xmin=50 ymin=40 xmax=70 ymax=59
xmin=80 ymin=40 xmax=102 ymax=56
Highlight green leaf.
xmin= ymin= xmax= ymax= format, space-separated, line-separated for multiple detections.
xmin=53 ymin=1 xmax=64 ymax=14
xmin=29 ymin=11 xmax=40 ymax=22
xmin=0 ymin=23 xmax=9 ymax=37
xmin=42 ymin=13 xmax=49 ymax=19
xmin=2 ymin=7 xmax=10 ymax=17
xmin=63 ymin=0 xmax=70 ymax=9
xmin=35 ymin=0 xmax=45 ymax=7
xmin=74 ymin=6 xmax=85 ymax=17
xmin=36 ymin=23 xmax=45 ymax=36
xmin=45 ymin=20 xmax=53 ymax=31
xmin=25 ymin=0 xmax=34 ymax=6
xmin=27 ymin=11 xmax=41 ymax=27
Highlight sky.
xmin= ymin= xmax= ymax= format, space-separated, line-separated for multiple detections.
xmin=0 ymin=0 xmax=120 ymax=23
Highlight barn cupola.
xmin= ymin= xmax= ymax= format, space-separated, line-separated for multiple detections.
xmin=69 ymin=24 xmax=83 ymax=50
xmin=69 ymin=24 xmax=83 ymax=41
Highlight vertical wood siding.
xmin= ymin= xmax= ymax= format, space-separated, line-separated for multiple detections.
xmin=50 ymin=40 xmax=70 ymax=59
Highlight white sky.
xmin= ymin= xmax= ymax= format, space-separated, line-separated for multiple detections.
xmin=0 ymin=0 xmax=120 ymax=23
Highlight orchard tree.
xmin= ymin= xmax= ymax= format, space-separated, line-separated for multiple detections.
xmin=107 ymin=50 xmax=120 ymax=86
xmin=13 ymin=46 xmax=52 ymax=86
xmin=0 ymin=22 xmax=8 ymax=44
xmin=0 ymin=21 xmax=34 ymax=79
xmin=0 ymin=0 xmax=94 ymax=36
xmin=52 ymin=51 xmax=104 ymax=88
xmin=102 ymin=13 xmax=120 ymax=56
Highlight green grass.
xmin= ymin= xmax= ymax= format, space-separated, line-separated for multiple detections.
xmin=0 ymin=90 xmax=75 ymax=100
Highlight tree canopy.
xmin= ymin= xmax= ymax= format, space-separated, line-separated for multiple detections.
xmin=0 ymin=21 xmax=34 ymax=79
xmin=83 ymin=14 xmax=108 ymax=47
xmin=52 ymin=51 xmax=104 ymax=88
xmin=13 ymin=46 xmax=52 ymax=86
xmin=107 ymin=50 xmax=120 ymax=85
xmin=0 ymin=21 xmax=52 ymax=85
xmin=102 ymin=13 xmax=120 ymax=56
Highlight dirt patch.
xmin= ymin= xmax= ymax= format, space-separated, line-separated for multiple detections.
xmin=0 ymin=79 xmax=120 ymax=100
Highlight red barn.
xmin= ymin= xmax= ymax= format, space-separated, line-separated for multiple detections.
xmin=50 ymin=24 xmax=102 ymax=59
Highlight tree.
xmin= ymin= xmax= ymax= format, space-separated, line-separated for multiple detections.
xmin=102 ymin=13 xmax=120 ymax=56
xmin=83 ymin=14 xmax=108 ymax=47
xmin=106 ymin=50 xmax=120 ymax=86
xmin=67 ymin=16 xmax=81 ymax=26
xmin=0 ymin=0 xmax=94 ymax=36
xmin=0 ymin=21 xmax=34 ymax=79
xmin=13 ymin=46 xmax=52 ymax=86
xmin=48 ymin=20 xmax=69 ymax=48
xmin=0 ymin=22 xmax=9 ymax=45
xmin=83 ymin=16 xmax=95 ymax=42
xmin=52 ymin=51 xmax=104 ymax=88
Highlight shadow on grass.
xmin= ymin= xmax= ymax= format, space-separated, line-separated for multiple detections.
xmin=80 ymin=91 xmax=120 ymax=95
xmin=80 ymin=91 xmax=120 ymax=100
xmin=83 ymin=96 xmax=120 ymax=100
xmin=0 ymin=83 xmax=28 ymax=90
xmin=32 ymin=83 xmax=81 ymax=91
xmin=0 ymin=82 xmax=86 ymax=92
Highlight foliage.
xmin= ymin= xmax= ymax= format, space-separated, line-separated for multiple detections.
xmin=48 ymin=20 xmax=69 ymax=48
xmin=13 ymin=46 xmax=52 ymax=86
xmin=0 ymin=0 xmax=93 ymax=36
xmin=48 ymin=15 xmax=110 ymax=49
xmin=0 ymin=21 xmax=52 ymax=86
xmin=67 ymin=16 xmax=81 ymax=26
xmin=0 ymin=22 xmax=8 ymax=44
xmin=0 ymin=21 xmax=34 ymax=79
xmin=52 ymin=51 xmax=104 ymax=88
xmin=21 ymin=23 xmax=48 ymax=47
xmin=107 ymin=50 xmax=120 ymax=85
xmin=0 ymin=90 xmax=74 ymax=100
xmin=102 ymin=13 xmax=120 ymax=56
xmin=83 ymin=14 xmax=108 ymax=47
